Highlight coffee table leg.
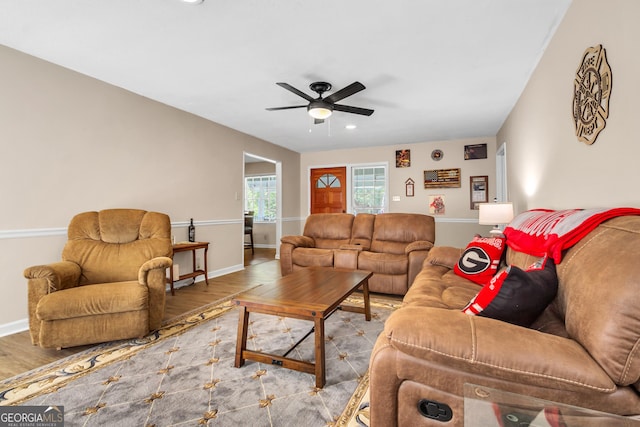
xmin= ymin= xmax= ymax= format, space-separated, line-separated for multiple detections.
xmin=314 ymin=317 xmax=326 ymax=388
xmin=234 ymin=306 xmax=249 ymax=368
xmin=362 ymin=279 xmax=371 ymax=321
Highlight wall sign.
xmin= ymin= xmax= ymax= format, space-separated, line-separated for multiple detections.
xmin=573 ymin=44 xmax=612 ymax=145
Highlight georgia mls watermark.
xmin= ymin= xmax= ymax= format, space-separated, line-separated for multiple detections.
xmin=0 ymin=406 xmax=64 ymax=427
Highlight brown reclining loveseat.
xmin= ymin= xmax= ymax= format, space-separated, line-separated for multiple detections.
xmin=280 ymin=212 xmax=435 ymax=295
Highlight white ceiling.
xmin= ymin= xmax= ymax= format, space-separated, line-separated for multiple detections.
xmin=0 ymin=0 xmax=571 ymax=154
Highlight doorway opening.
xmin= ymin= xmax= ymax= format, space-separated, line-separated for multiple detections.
xmin=243 ymin=153 xmax=282 ymax=262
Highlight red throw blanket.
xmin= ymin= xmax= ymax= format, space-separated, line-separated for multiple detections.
xmin=504 ymin=207 xmax=640 ymax=263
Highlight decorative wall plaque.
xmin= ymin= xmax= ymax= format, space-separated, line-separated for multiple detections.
xmin=572 ymin=44 xmax=612 ymax=145
xmin=405 ymin=178 xmax=415 ymax=197
xmin=423 ymin=168 xmax=461 ymax=188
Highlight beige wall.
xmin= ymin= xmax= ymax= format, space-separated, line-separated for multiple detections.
xmin=498 ymin=0 xmax=640 ymax=213
xmin=300 ymin=136 xmax=498 ymax=247
xmin=0 ymin=45 xmax=300 ymax=330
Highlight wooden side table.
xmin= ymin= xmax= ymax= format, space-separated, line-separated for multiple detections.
xmin=169 ymin=242 xmax=209 ymax=296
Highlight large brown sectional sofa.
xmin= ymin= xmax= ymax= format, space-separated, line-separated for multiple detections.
xmin=369 ymin=215 xmax=640 ymax=426
xmin=280 ymin=213 xmax=435 ymax=295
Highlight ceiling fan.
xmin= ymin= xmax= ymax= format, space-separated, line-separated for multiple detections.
xmin=266 ymin=81 xmax=374 ymax=124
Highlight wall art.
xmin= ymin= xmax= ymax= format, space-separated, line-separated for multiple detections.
xmin=464 ymin=144 xmax=487 ymax=160
xmin=405 ymin=178 xmax=415 ymax=197
xmin=423 ymin=168 xmax=461 ymax=188
xmin=573 ymin=44 xmax=612 ymax=145
xmin=396 ymin=149 xmax=411 ymax=167
xmin=470 ymin=175 xmax=488 ymax=210
xmin=428 ymin=195 xmax=446 ymax=215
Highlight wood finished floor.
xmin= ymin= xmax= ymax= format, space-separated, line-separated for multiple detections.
xmin=0 ymin=248 xmax=279 ymax=381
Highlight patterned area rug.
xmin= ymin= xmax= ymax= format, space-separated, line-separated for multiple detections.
xmin=0 ymin=289 xmax=398 ymax=426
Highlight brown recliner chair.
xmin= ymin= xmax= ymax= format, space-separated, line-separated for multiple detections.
xmin=24 ymin=209 xmax=173 ymax=349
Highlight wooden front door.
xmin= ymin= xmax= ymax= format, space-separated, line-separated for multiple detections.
xmin=310 ymin=167 xmax=347 ymax=213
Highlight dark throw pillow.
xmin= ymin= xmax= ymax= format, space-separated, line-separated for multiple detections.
xmin=454 ymin=236 xmax=506 ymax=285
xmin=462 ymin=257 xmax=558 ymax=327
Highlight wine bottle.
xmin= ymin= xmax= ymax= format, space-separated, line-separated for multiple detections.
xmin=188 ymin=218 xmax=195 ymax=242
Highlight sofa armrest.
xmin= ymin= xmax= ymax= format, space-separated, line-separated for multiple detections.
xmin=138 ymin=256 xmax=173 ymax=286
xmin=24 ymin=261 xmax=82 ymax=345
xmin=405 ymin=240 xmax=434 ymax=254
xmin=279 ymin=236 xmax=316 ymax=276
xmin=334 ymin=247 xmax=361 ymax=270
xmin=280 ymin=235 xmax=315 ymax=248
xmin=384 ymin=306 xmax=616 ymax=393
xmin=425 ymin=246 xmax=463 ymax=269
xmin=139 ymin=256 xmax=173 ymax=330
xmin=24 ymin=261 xmax=81 ymax=292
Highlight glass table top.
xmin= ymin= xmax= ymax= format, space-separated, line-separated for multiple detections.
xmin=464 ymin=383 xmax=640 ymax=427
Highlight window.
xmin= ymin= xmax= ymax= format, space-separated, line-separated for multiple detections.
xmin=316 ymin=173 xmax=341 ymax=188
xmin=352 ymin=165 xmax=387 ymax=214
xmin=245 ymin=175 xmax=277 ymax=222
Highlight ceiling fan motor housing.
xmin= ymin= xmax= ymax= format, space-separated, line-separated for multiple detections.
xmin=309 ymin=82 xmax=332 ymax=96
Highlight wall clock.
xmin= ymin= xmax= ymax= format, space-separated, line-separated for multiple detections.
xmin=572 ymin=44 xmax=612 ymax=145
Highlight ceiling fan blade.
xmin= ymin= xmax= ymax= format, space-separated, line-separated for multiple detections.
xmin=333 ymin=104 xmax=374 ymax=116
xmin=276 ymin=82 xmax=315 ymax=102
xmin=265 ymin=105 xmax=307 ymax=111
xmin=324 ymin=81 xmax=366 ymax=104
xmin=314 ymin=118 xmax=324 ymax=125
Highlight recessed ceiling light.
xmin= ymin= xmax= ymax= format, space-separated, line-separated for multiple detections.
xmin=345 ymin=124 xmax=357 ymax=130
xmin=182 ymin=0 xmax=204 ymax=4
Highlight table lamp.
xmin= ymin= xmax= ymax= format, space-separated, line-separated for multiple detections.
xmin=479 ymin=202 xmax=514 ymax=235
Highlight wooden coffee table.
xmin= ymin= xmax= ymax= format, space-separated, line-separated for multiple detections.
xmin=232 ymin=267 xmax=372 ymax=388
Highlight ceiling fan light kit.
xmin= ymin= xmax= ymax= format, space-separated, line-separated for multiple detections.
xmin=308 ymin=103 xmax=333 ymax=120
xmin=267 ymin=81 xmax=374 ymax=124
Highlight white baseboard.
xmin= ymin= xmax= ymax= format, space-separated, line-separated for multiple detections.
xmin=1 ymin=264 xmax=246 ymax=338
xmin=0 ymin=318 xmax=29 ymax=337
xmin=253 ymin=243 xmax=277 ymax=249
xmin=207 ymin=264 xmax=244 ymax=278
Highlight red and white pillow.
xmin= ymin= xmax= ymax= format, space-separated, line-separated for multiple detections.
xmin=453 ymin=236 xmax=506 ymax=285
xmin=462 ymin=256 xmax=558 ymax=327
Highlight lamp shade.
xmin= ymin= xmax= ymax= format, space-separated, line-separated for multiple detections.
xmin=478 ymin=202 xmax=514 ymax=226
